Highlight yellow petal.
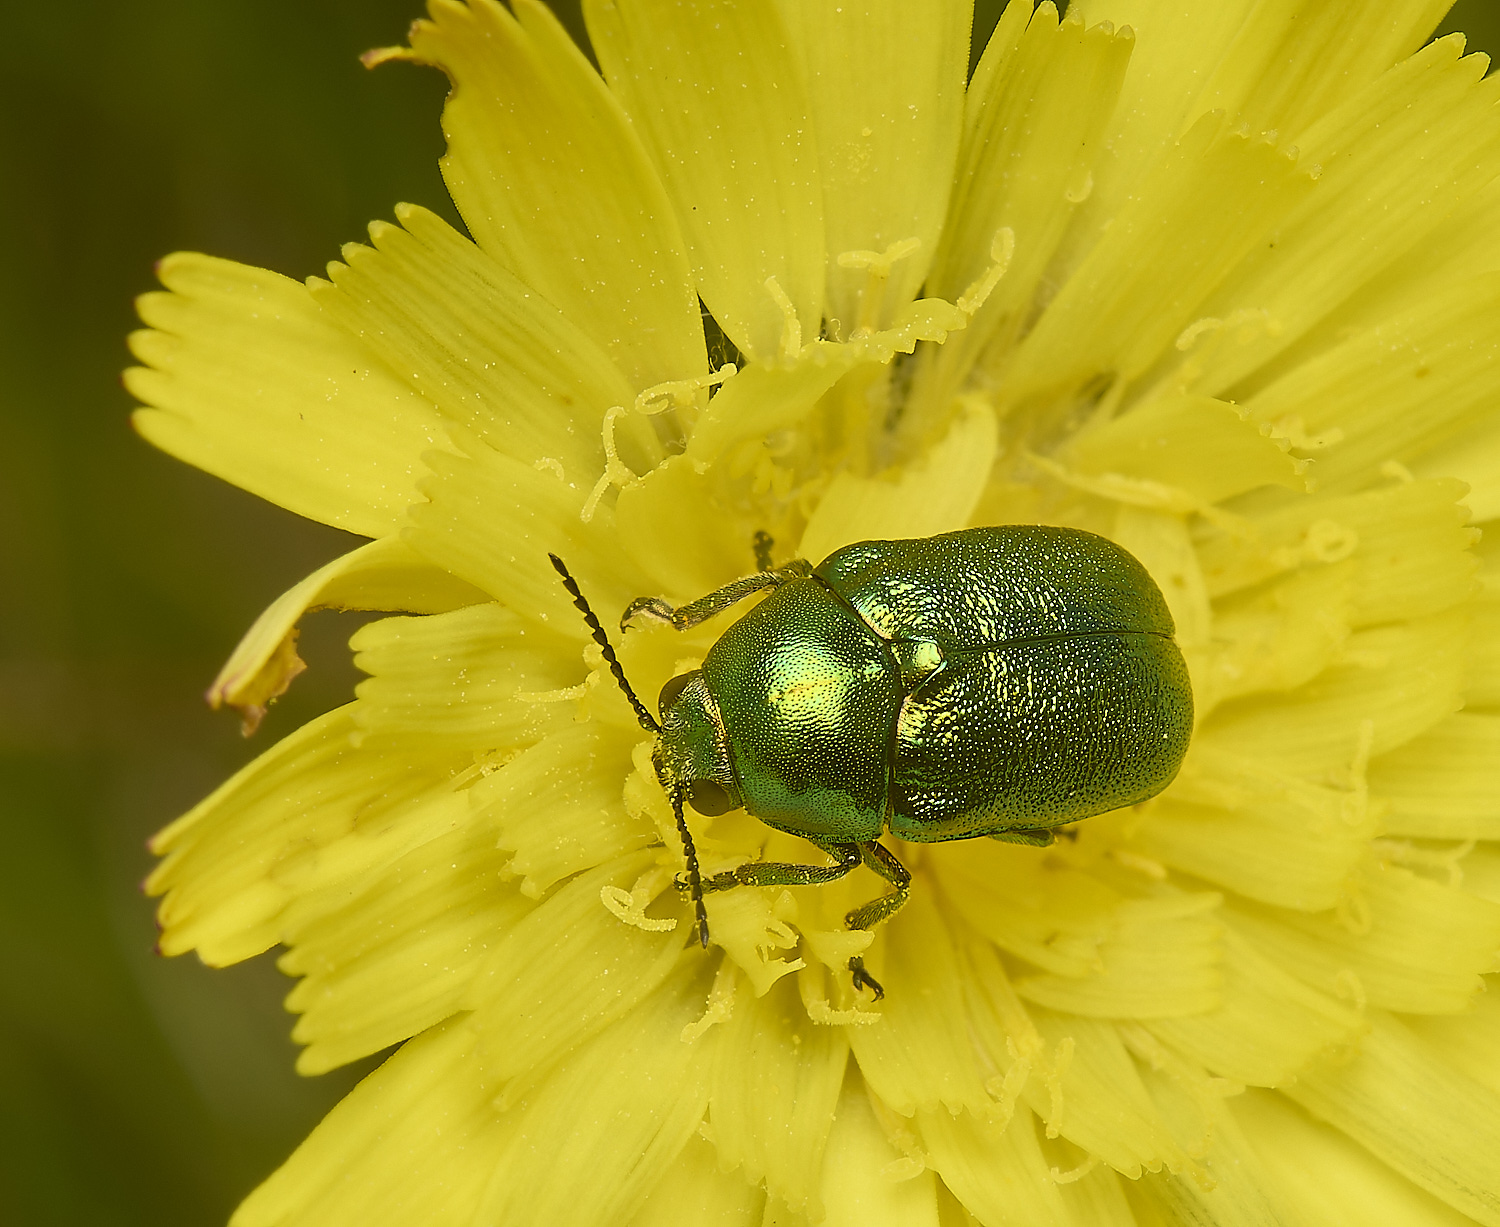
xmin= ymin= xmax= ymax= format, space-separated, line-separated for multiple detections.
xmin=1202 ymin=563 xmax=1353 ymax=712
xmin=382 ymin=0 xmax=704 ymax=391
xmin=1060 ymin=0 xmax=1251 ymax=262
xmin=708 ymin=972 xmax=849 ymax=1216
xmin=1241 ymin=274 xmax=1500 ymax=494
xmin=147 ymin=707 xmax=471 ymax=965
xmin=469 ymin=721 xmax=656 ymax=898
xmin=1012 ymin=892 xmax=1224 ymax=1020
xmin=1137 ymin=750 xmax=1375 ymax=910
xmin=1145 ymin=926 xmax=1362 ymax=1087
xmin=961 ymin=0 xmax=1032 ymax=135
xmin=1404 ymin=984 xmax=1500 ymax=1097
xmin=1062 ymin=3 xmax=1458 ymax=405
xmin=918 ymin=1105 xmax=1076 ymax=1227
xmin=1414 ymin=413 xmax=1500 ymax=523
xmin=351 ymin=603 xmax=582 ymax=748
xmin=1370 ymin=713 xmax=1500 ymax=840
xmin=934 ymin=842 xmax=1123 ymax=979
xmin=1244 ymin=187 xmax=1500 ymax=521
xmin=777 ymin=0 xmax=969 ymax=331
xmin=313 ymin=205 xmax=654 ymax=480
xmin=464 ymin=851 xmax=685 ymax=1094
xmin=406 ymin=435 xmax=646 ymax=628
xmin=1127 ymin=1053 xmax=1300 ymax=1227
xmin=1068 ymin=16 xmax=1476 ymax=379
xmin=472 ymin=960 xmax=717 ymax=1227
xmin=278 ymin=819 xmax=530 ymax=1075
xmin=244 ymin=790 xmax=471 ymax=925
xmin=1468 ymin=546 xmax=1500 ymax=705
xmin=919 ymin=5 xmax=1132 ymax=412
xmin=1049 ymin=1162 xmax=1136 ymax=1227
xmin=1286 ymin=1013 xmax=1500 ymax=1225
xmin=1228 ymin=857 xmax=1500 ymax=1015
xmin=1022 ymin=1007 xmax=1188 ymax=1179
xmin=705 ymin=887 xmax=804 ymax=998
xmin=798 ymin=400 xmax=996 ymax=563
xmin=1190 ymin=38 xmax=1500 ymax=397
xmin=128 ymin=253 xmax=445 ymax=535
xmin=819 ymin=1074 xmax=941 ymax=1227
xmin=209 ymin=536 xmax=488 ymax=734
xmin=626 ymin=1135 xmax=764 ymax=1227
xmin=1341 ymin=169 xmax=1500 ymax=331
xmin=614 ymin=455 xmax=764 ymax=599
xmin=231 ymin=1018 xmax=504 ymax=1227
xmin=1198 ymin=610 xmax=1466 ymax=779
xmin=683 ymin=344 xmax=864 ymax=468
xmin=1004 ymin=114 xmax=1313 ymax=397
xmin=1234 ymin=1086 xmax=1481 ymax=1227
xmin=585 ymin=0 xmax=825 ymax=361
xmin=846 ymin=889 xmax=996 ymax=1116
xmin=1061 ymin=395 xmax=1300 ymax=507
xmin=1196 ymin=479 xmax=1478 ymax=628
xmin=958 ymin=937 xmax=1179 ymax=1188
xmin=1463 ymin=846 xmax=1500 ymax=905
xmin=1191 ymin=0 xmax=1454 ymax=143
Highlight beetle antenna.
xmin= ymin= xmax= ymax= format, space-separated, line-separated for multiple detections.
xmin=548 ymin=554 xmax=660 ymax=734
xmin=671 ymin=786 xmax=711 ymax=948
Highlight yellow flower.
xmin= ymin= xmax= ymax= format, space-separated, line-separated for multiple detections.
xmin=131 ymin=1 xmax=1500 ymax=1223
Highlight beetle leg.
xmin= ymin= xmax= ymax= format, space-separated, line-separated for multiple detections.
xmin=844 ymin=841 xmax=913 ymax=1001
xmin=695 ymin=840 xmax=861 ymax=894
xmin=620 ymin=560 xmax=814 ymax=633
xmin=621 ymin=595 xmax=677 ymax=628
xmin=986 ymin=827 xmax=1056 ymax=847
xmin=845 ymin=840 xmax=912 ymax=929
xmin=752 ymin=529 xmax=774 ymax=572
xmin=848 ymin=959 xmax=885 ymax=1001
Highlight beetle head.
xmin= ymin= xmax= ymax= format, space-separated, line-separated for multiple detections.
xmin=654 ymin=671 xmax=742 ymax=816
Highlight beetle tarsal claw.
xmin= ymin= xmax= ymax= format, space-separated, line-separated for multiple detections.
xmin=677 ymin=871 xmax=731 ymax=901
xmin=697 ymin=869 xmax=741 ymax=895
xmin=621 ymin=595 xmax=675 ymax=631
xmin=752 ymin=529 xmax=775 ymax=572
xmin=848 ymin=956 xmax=885 ymax=1002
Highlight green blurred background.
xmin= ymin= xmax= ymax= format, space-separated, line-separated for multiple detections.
xmin=1 ymin=2 xmax=1497 ymax=1223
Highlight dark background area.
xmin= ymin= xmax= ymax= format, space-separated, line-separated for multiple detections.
xmin=1 ymin=2 xmax=1495 ymax=1223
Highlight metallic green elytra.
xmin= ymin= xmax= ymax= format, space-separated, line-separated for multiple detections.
xmin=549 ymin=525 xmax=1193 ymax=999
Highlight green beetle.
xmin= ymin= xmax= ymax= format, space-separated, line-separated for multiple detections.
xmin=550 ymin=525 xmax=1193 ymax=998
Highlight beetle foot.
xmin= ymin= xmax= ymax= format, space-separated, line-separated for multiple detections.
xmin=752 ymin=529 xmax=774 ymax=572
xmin=620 ymin=595 xmax=675 ymax=631
xmin=676 ymin=871 xmax=730 ymax=896
xmin=848 ymin=956 xmax=885 ymax=1002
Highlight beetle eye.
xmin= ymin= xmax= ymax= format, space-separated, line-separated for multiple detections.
xmin=658 ymin=672 xmax=693 ymax=713
xmin=686 ymin=779 xmax=734 ymax=816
